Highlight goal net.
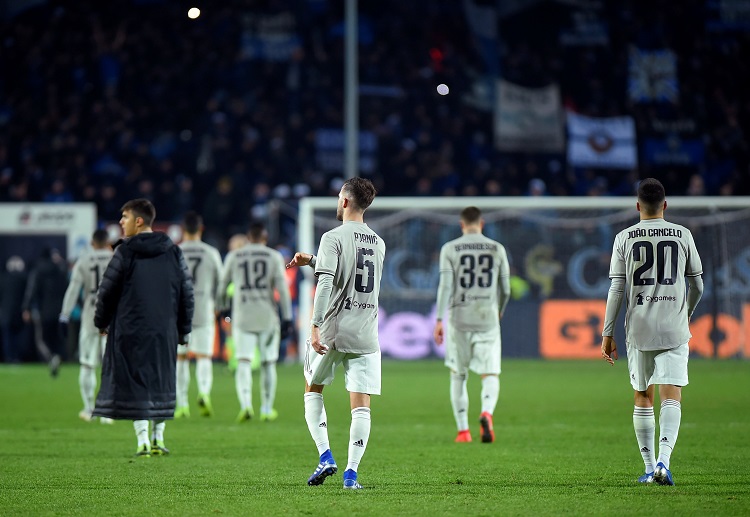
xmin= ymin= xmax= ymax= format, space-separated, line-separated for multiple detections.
xmin=297 ymin=196 xmax=750 ymax=360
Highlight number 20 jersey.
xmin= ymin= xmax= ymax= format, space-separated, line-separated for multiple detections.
xmin=439 ymin=233 xmax=509 ymax=332
xmin=315 ymin=221 xmax=386 ymax=354
xmin=609 ymin=218 xmax=703 ymax=351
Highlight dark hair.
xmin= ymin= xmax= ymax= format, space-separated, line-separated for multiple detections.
xmin=342 ymin=177 xmax=377 ymax=211
xmin=92 ymin=229 xmax=109 ymax=246
xmin=637 ymin=178 xmax=666 ymax=215
xmin=247 ymin=221 xmax=266 ymax=241
xmin=460 ymin=206 xmax=482 ymax=224
xmin=121 ymin=198 xmax=156 ymax=226
xmin=182 ymin=211 xmax=202 ymax=234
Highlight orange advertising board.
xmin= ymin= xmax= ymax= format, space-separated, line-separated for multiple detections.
xmin=540 ymin=300 xmax=605 ymax=359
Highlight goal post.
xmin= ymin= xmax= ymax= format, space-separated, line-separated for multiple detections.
xmin=297 ymin=196 xmax=750 ymax=360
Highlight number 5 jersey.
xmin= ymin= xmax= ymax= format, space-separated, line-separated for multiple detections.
xmin=609 ymin=218 xmax=703 ymax=351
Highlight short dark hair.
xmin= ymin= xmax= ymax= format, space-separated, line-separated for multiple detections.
xmin=460 ymin=206 xmax=482 ymax=224
xmin=182 ymin=211 xmax=202 ymax=234
xmin=92 ymin=229 xmax=109 ymax=246
xmin=342 ymin=177 xmax=377 ymax=211
xmin=247 ymin=221 xmax=267 ymax=241
xmin=637 ymin=178 xmax=666 ymax=215
xmin=121 ymin=198 xmax=156 ymax=227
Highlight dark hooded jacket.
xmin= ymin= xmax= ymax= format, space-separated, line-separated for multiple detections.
xmin=93 ymin=232 xmax=194 ymax=420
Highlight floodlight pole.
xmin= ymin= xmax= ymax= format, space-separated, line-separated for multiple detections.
xmin=344 ymin=0 xmax=358 ymax=179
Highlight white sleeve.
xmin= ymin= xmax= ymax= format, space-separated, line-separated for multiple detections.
xmin=602 ymin=276 xmax=625 ymax=337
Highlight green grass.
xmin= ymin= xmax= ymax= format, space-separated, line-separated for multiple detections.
xmin=1 ymin=359 xmax=749 ymax=516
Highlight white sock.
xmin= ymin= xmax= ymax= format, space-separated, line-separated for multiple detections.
xmin=151 ymin=420 xmax=166 ymax=443
xmin=658 ymin=399 xmax=681 ymax=469
xmin=480 ymin=375 xmax=499 ymax=415
xmin=196 ymin=357 xmax=213 ymax=396
xmin=261 ymin=362 xmax=277 ymax=413
xmin=79 ymin=365 xmax=96 ymax=412
xmin=133 ymin=420 xmax=149 ymax=447
xmin=633 ymin=406 xmax=656 ymax=472
xmin=176 ymin=357 xmax=190 ymax=408
xmin=345 ymin=407 xmax=371 ymax=472
xmin=450 ymin=372 xmax=469 ymax=431
xmin=236 ymin=360 xmax=252 ymax=411
xmin=304 ymin=392 xmax=330 ymax=456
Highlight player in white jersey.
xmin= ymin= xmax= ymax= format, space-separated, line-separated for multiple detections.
xmin=602 ymin=178 xmax=703 ymax=486
xmin=59 ymin=229 xmax=113 ymax=423
xmin=434 ymin=207 xmax=511 ymax=444
xmin=221 ymin=222 xmax=293 ymax=423
xmin=286 ymin=177 xmax=384 ymax=490
xmin=176 ymin=211 xmax=223 ymax=418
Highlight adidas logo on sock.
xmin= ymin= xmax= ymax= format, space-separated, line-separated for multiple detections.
xmin=660 ymin=437 xmax=669 ymax=443
xmin=319 ymin=422 xmax=327 ymax=428
xmin=458 ymin=409 xmax=466 ymax=413
xmin=353 ymin=439 xmax=364 ymax=447
xmin=640 ymin=447 xmax=650 ymax=453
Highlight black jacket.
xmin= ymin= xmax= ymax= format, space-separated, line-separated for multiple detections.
xmin=0 ymin=269 xmax=28 ymax=328
xmin=22 ymin=255 xmax=67 ymax=322
xmin=93 ymin=232 xmax=194 ymax=420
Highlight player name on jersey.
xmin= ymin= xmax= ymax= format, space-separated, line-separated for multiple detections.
xmin=627 ymin=228 xmax=682 ymax=239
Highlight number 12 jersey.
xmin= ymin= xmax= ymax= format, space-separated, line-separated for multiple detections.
xmin=609 ymin=218 xmax=703 ymax=351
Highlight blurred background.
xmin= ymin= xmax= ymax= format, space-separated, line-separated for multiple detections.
xmin=1 ymin=0 xmax=748 ymax=366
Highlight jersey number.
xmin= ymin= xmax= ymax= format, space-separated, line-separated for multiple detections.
xmin=632 ymin=240 xmax=678 ymax=286
xmin=458 ymin=254 xmax=493 ymax=288
xmin=89 ymin=265 xmax=101 ymax=295
xmin=187 ymin=257 xmax=202 ymax=283
xmin=355 ymin=248 xmax=375 ymax=293
xmin=240 ymin=260 xmax=268 ymax=290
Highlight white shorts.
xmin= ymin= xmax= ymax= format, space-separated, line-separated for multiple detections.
xmin=235 ymin=328 xmax=280 ymax=363
xmin=627 ymin=342 xmax=689 ymax=391
xmin=178 ymin=323 xmax=216 ymax=357
xmin=79 ymin=330 xmax=105 ymax=368
xmin=444 ymin=325 xmax=501 ymax=376
xmin=303 ymin=340 xmax=381 ymax=395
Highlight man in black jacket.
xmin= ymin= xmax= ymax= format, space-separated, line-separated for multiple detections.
xmin=93 ymin=198 xmax=194 ymax=457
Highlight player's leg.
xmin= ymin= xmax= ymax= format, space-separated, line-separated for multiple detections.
xmin=77 ymin=331 xmax=99 ymax=422
xmin=472 ymin=327 xmax=502 ymax=443
xmin=445 ymin=326 xmax=471 ymax=442
xmin=176 ymin=343 xmax=190 ymax=418
xmin=628 ymin=344 xmax=657 ymax=482
xmin=304 ymin=342 xmax=339 ymax=486
xmin=259 ymin=328 xmax=281 ymax=421
xmin=341 ymin=351 xmax=381 ymax=489
xmin=133 ymin=420 xmax=150 ymax=457
xmin=150 ymin=419 xmax=169 ymax=455
xmin=653 ymin=344 xmax=688 ymax=486
xmin=193 ymin=324 xmax=215 ymax=416
xmin=234 ymin=331 xmax=256 ymax=422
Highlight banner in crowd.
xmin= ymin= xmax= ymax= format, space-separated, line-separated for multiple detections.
xmin=240 ymin=11 xmax=302 ymax=62
xmin=642 ymin=136 xmax=705 ymax=167
xmin=628 ymin=46 xmax=679 ymax=103
xmin=558 ymin=10 xmax=610 ymax=46
xmin=566 ymin=112 xmax=637 ymax=169
xmin=706 ymin=0 xmax=750 ymax=32
xmin=495 ymin=80 xmax=564 ymax=152
xmin=315 ymin=128 xmax=378 ymax=174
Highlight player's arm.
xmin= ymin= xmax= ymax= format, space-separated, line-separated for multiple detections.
xmin=685 ymin=231 xmax=704 ymax=321
xmin=94 ymin=246 xmax=128 ymax=333
xmin=211 ymin=248 xmax=224 ymax=313
xmin=686 ymin=275 xmax=703 ymax=321
xmin=175 ymin=247 xmax=194 ymax=344
xmin=434 ymin=246 xmax=452 ymax=346
xmin=601 ymin=238 xmax=625 ymax=365
xmin=217 ymin=252 xmax=234 ymax=313
xmin=497 ymin=247 xmax=511 ymax=320
xmin=60 ymin=261 xmax=84 ymax=320
xmin=286 ymin=252 xmax=316 ymax=269
xmin=275 ymin=255 xmax=294 ymax=338
xmin=309 ymin=233 xmax=338 ymax=354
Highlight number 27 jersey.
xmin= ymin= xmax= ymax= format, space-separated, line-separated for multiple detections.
xmin=315 ymin=221 xmax=385 ymax=354
xmin=609 ymin=218 xmax=702 ymax=351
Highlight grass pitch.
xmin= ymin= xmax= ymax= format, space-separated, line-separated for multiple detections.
xmin=1 ymin=359 xmax=749 ymax=516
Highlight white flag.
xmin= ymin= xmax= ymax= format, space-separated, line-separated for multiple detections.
xmin=567 ymin=112 xmax=637 ymax=169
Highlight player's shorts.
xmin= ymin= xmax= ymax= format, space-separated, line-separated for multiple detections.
xmin=303 ymin=339 xmax=381 ymax=395
xmin=177 ymin=323 xmax=216 ymax=357
xmin=235 ymin=328 xmax=280 ymax=363
xmin=444 ymin=325 xmax=501 ymax=376
xmin=79 ymin=330 xmax=106 ymax=368
xmin=626 ymin=342 xmax=689 ymax=391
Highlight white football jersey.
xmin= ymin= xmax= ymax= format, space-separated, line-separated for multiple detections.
xmin=61 ymin=248 xmax=113 ymax=335
xmin=438 ymin=233 xmax=510 ymax=332
xmin=180 ymin=240 xmax=223 ymax=327
xmin=609 ymin=218 xmax=703 ymax=351
xmin=221 ymin=243 xmax=292 ymax=333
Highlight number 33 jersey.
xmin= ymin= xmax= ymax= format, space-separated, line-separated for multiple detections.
xmin=439 ymin=233 xmax=510 ymax=332
xmin=609 ymin=218 xmax=703 ymax=351
xmin=315 ymin=221 xmax=386 ymax=354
